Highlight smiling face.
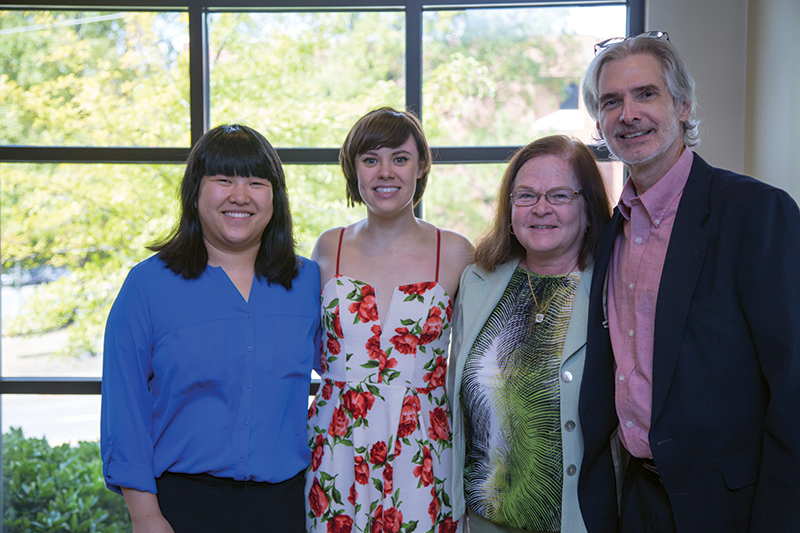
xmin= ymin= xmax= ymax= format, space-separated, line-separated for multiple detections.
xmin=596 ymin=53 xmax=691 ymax=191
xmin=197 ymin=174 xmax=273 ymax=262
xmin=511 ymin=154 xmax=588 ymax=274
xmin=355 ymin=135 xmax=422 ymax=217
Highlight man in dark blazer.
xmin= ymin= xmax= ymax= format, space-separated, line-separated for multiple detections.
xmin=576 ymin=32 xmax=800 ymax=532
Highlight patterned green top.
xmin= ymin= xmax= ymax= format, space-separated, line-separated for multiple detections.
xmin=461 ymin=267 xmax=581 ymax=531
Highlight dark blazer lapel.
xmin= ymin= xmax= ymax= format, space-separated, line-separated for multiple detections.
xmin=650 ymin=154 xmax=713 ymax=425
xmin=581 ymin=209 xmax=621 ymax=430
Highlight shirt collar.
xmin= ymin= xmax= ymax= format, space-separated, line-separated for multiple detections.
xmin=617 ymin=148 xmax=694 ymax=224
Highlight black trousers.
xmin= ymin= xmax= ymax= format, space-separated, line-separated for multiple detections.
xmin=155 ymin=470 xmax=305 ymax=533
xmin=619 ymin=457 xmax=677 ymax=533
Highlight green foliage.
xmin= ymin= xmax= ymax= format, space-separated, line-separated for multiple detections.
xmin=0 ymin=7 xmax=603 ymax=358
xmin=2 ymin=428 xmax=130 ymax=532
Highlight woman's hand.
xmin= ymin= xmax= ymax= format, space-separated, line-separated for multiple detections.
xmin=122 ymin=487 xmax=175 ymax=533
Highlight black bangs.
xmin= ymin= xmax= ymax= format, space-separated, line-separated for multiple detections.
xmin=197 ymin=124 xmax=282 ymax=184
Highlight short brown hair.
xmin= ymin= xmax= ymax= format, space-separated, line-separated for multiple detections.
xmin=474 ymin=135 xmax=611 ymax=272
xmin=339 ymin=107 xmax=432 ymax=208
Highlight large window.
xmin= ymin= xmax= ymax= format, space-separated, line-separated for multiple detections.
xmin=1 ymin=0 xmax=640 ymax=527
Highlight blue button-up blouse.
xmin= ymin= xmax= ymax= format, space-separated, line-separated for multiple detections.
xmin=101 ymin=255 xmax=320 ymax=495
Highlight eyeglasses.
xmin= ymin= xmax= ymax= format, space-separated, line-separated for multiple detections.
xmin=510 ymin=187 xmax=583 ymax=207
xmin=594 ymin=30 xmax=670 ymax=55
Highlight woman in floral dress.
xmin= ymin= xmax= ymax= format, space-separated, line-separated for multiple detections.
xmin=305 ymin=107 xmax=473 ymax=533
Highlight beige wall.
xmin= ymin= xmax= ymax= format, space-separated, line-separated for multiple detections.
xmin=647 ymin=0 xmax=800 ymax=200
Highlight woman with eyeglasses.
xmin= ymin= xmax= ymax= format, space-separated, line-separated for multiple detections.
xmin=447 ymin=135 xmax=611 ymax=533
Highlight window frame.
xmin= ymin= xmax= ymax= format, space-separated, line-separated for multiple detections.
xmin=0 ymin=0 xmax=640 ymax=395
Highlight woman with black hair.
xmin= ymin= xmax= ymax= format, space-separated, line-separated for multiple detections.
xmin=101 ymin=124 xmax=320 ymax=533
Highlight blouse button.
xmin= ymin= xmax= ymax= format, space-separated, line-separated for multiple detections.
xmin=566 ymin=465 xmax=577 ymax=476
xmin=564 ymin=420 xmax=576 ymax=432
xmin=561 ymin=371 xmax=573 ymax=383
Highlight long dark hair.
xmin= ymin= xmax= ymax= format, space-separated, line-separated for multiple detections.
xmin=150 ymin=124 xmax=299 ymax=289
xmin=474 ymin=135 xmax=611 ymax=272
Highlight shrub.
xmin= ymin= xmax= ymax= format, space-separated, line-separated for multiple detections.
xmin=2 ymin=428 xmax=131 ymax=532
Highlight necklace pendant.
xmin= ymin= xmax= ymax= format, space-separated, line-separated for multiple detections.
xmin=535 ymin=313 xmax=545 ymax=323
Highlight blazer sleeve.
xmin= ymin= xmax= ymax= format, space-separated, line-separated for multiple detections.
xmin=738 ymin=186 xmax=800 ymax=530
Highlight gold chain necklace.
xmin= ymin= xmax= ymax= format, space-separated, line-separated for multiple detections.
xmin=526 ymin=269 xmax=560 ymax=324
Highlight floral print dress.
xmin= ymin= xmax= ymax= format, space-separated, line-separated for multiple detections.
xmin=306 ymin=228 xmax=462 ymax=533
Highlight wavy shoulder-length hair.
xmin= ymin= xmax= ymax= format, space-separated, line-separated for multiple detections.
xmin=473 ymin=135 xmax=612 ymax=272
xmin=339 ymin=106 xmax=432 ymax=208
xmin=150 ymin=124 xmax=299 ymax=289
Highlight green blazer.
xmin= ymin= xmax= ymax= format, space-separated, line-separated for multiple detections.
xmin=447 ymin=260 xmax=592 ymax=533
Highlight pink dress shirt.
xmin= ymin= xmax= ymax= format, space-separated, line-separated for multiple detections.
xmin=608 ymin=148 xmax=694 ymax=459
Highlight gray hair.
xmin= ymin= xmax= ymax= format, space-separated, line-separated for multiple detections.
xmin=582 ymin=34 xmax=701 ymax=147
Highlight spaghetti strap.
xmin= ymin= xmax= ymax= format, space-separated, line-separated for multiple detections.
xmin=435 ymin=228 xmax=441 ymax=283
xmin=335 ymin=227 xmax=345 ymax=277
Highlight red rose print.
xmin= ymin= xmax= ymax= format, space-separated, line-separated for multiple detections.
xmin=327 ymin=514 xmax=354 ymax=533
xmin=394 ymin=438 xmax=402 ymax=458
xmin=445 ymin=300 xmax=453 ymax=323
xmin=371 ymin=505 xmax=383 ymax=533
xmin=397 ymin=395 xmax=420 ymax=438
xmin=348 ymin=284 xmax=379 ymax=323
xmin=354 ymin=455 xmax=370 ymax=485
xmin=322 ymin=380 xmax=333 ymax=401
xmin=328 ymin=405 xmax=349 ymax=437
xmin=320 ymin=346 xmax=328 ymax=374
xmin=308 ymin=397 xmax=318 ymax=420
xmin=333 ymin=305 xmax=344 ymax=338
xmin=370 ymin=441 xmax=388 ymax=465
xmin=308 ymin=477 xmax=329 ymax=517
xmin=311 ymin=434 xmax=325 ymax=471
xmin=428 ymin=486 xmax=440 ymax=524
xmin=383 ymin=463 xmax=393 ymax=496
xmin=335 ymin=381 xmax=346 ymax=389
xmin=366 ymin=324 xmax=398 ymax=383
xmin=439 ymin=517 xmax=458 ymax=533
xmin=347 ymin=483 xmax=358 ymax=506
xmin=366 ymin=331 xmax=384 ymax=360
xmin=326 ymin=332 xmax=341 ymax=356
xmin=383 ymin=507 xmax=403 ymax=533
xmin=398 ymin=281 xmax=437 ymax=296
xmin=342 ymin=390 xmax=375 ymax=419
xmin=427 ymin=406 xmax=450 ymax=441
xmin=413 ymin=445 xmax=434 ymax=487
xmin=419 ymin=306 xmax=444 ymax=345
xmin=423 ymin=355 xmax=447 ymax=388
xmin=390 ymin=327 xmax=419 ymax=355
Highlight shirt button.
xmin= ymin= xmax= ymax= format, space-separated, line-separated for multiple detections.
xmin=654 ymin=218 xmax=661 ymax=226
xmin=566 ymin=465 xmax=577 ymax=476
xmin=247 ymin=346 xmax=253 ymax=352
xmin=246 ymin=313 xmax=251 ymax=319
xmin=245 ymin=382 xmax=251 ymax=388
xmin=629 ymin=330 xmax=634 ymax=337
xmin=626 ymin=421 xmax=633 ymax=428
xmin=629 ymin=283 xmax=634 ymax=290
xmin=240 ymin=456 xmax=246 ymax=463
xmin=244 ymin=418 xmax=249 ymax=425
xmin=619 ymin=374 xmax=625 ymax=382
xmin=635 ymin=237 xmax=643 ymax=244
xmin=561 ymin=371 xmax=573 ymax=383
xmin=564 ymin=420 xmax=576 ymax=432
